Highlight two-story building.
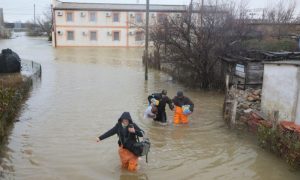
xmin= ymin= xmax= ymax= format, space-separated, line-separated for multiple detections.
xmin=52 ymin=0 xmax=189 ymax=47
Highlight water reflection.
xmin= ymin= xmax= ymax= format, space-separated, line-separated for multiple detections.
xmin=120 ymin=173 xmax=149 ymax=180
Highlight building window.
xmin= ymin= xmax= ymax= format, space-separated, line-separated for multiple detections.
xmin=113 ymin=13 xmax=119 ymax=22
xmin=66 ymin=12 xmax=73 ymax=22
xmin=135 ymin=13 xmax=143 ymax=23
xmin=157 ymin=13 xmax=167 ymax=23
xmin=89 ymin=12 xmax=97 ymax=22
xmin=67 ymin=31 xmax=74 ymax=40
xmin=135 ymin=31 xmax=144 ymax=41
xmin=90 ymin=31 xmax=97 ymax=41
xmin=113 ymin=31 xmax=120 ymax=41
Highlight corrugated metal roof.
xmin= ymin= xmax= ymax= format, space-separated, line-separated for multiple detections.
xmin=53 ymin=2 xmax=189 ymax=12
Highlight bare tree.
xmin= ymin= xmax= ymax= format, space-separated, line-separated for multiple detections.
xmin=149 ymin=0 xmax=258 ymax=89
xmin=26 ymin=21 xmax=41 ymax=36
xmin=265 ymin=0 xmax=297 ymax=39
xmin=162 ymin=2 xmax=235 ymax=88
xmin=26 ymin=5 xmax=52 ymax=39
xmin=232 ymin=0 xmax=256 ymax=41
xmin=37 ymin=7 xmax=53 ymax=39
xmin=295 ymin=14 xmax=300 ymax=23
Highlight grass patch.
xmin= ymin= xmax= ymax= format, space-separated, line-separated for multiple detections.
xmin=244 ymin=38 xmax=298 ymax=51
xmin=0 ymin=74 xmax=32 ymax=145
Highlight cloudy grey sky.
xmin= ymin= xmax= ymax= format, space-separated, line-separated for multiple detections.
xmin=0 ymin=0 xmax=299 ymax=22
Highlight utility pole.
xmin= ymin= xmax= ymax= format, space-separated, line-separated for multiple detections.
xmin=145 ymin=0 xmax=149 ymax=80
xmin=187 ymin=0 xmax=193 ymax=49
xmin=188 ymin=0 xmax=193 ymax=27
xmin=34 ymin=4 xmax=36 ymax=25
xmin=201 ymin=0 xmax=204 ymax=26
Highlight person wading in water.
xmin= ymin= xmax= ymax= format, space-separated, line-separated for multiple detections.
xmin=172 ymin=91 xmax=194 ymax=124
xmin=96 ymin=112 xmax=144 ymax=171
xmin=147 ymin=90 xmax=174 ymax=124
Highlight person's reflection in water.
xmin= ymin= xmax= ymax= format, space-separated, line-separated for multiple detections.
xmin=120 ymin=173 xmax=149 ymax=180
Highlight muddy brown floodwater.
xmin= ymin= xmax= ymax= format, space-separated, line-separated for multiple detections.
xmin=0 ymin=33 xmax=300 ymax=180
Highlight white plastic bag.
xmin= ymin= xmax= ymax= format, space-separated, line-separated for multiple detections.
xmin=144 ymin=105 xmax=156 ymax=119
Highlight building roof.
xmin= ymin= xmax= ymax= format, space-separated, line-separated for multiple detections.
xmin=221 ymin=51 xmax=300 ymax=64
xmin=262 ymin=51 xmax=300 ymax=58
xmin=263 ymin=60 xmax=300 ymax=66
xmin=53 ymin=1 xmax=189 ymax=12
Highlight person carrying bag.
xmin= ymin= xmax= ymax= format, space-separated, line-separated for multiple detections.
xmin=96 ymin=112 xmax=150 ymax=171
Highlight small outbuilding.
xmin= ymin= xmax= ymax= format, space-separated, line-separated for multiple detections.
xmin=261 ymin=60 xmax=300 ymax=125
xmin=221 ymin=51 xmax=300 ymax=90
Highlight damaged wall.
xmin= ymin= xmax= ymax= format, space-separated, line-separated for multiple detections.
xmin=261 ymin=62 xmax=300 ymax=122
xmin=296 ymin=73 xmax=300 ymax=125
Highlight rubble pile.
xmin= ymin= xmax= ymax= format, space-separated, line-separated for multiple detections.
xmin=225 ymin=88 xmax=262 ymax=129
xmin=237 ymin=88 xmax=262 ymax=112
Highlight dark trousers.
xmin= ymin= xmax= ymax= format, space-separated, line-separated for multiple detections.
xmin=154 ymin=110 xmax=167 ymax=123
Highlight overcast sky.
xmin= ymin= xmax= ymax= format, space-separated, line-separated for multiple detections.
xmin=0 ymin=0 xmax=299 ymax=22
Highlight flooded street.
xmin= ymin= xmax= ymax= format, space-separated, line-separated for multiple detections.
xmin=0 ymin=34 xmax=300 ymax=180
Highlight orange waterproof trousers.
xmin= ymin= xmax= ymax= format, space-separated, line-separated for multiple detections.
xmin=173 ymin=106 xmax=188 ymax=124
xmin=119 ymin=147 xmax=138 ymax=171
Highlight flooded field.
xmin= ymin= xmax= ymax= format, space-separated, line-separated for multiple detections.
xmin=0 ymin=33 xmax=299 ymax=179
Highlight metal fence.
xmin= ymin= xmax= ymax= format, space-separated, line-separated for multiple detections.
xmin=21 ymin=59 xmax=42 ymax=78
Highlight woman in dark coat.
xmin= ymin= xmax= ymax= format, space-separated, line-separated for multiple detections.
xmin=96 ymin=112 xmax=143 ymax=171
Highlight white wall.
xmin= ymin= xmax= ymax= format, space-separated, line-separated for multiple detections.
xmin=55 ymin=10 xmax=128 ymax=46
xmin=295 ymin=71 xmax=300 ymax=125
xmin=53 ymin=9 xmax=184 ymax=47
xmin=261 ymin=64 xmax=300 ymax=122
xmin=55 ymin=27 xmax=128 ymax=47
xmin=55 ymin=11 xmax=127 ymax=26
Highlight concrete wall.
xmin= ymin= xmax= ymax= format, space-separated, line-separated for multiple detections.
xmin=252 ymin=23 xmax=300 ymax=38
xmin=261 ymin=64 xmax=300 ymax=122
xmin=295 ymin=68 xmax=300 ymax=125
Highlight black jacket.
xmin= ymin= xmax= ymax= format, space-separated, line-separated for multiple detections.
xmin=99 ymin=112 xmax=143 ymax=151
xmin=148 ymin=93 xmax=174 ymax=111
xmin=172 ymin=96 xmax=194 ymax=111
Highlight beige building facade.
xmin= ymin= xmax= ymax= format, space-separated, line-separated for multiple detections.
xmin=52 ymin=0 xmax=188 ymax=47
